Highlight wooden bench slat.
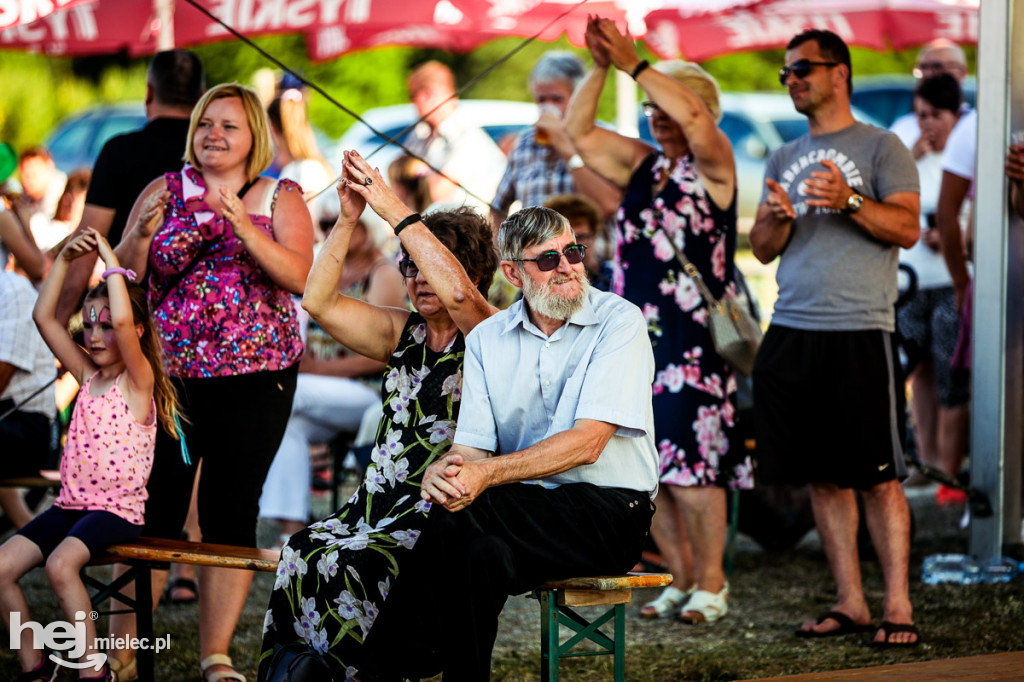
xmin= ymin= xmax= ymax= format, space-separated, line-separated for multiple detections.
xmin=537 ymin=572 xmax=672 ymax=592
xmin=91 ymin=537 xmax=279 ymax=572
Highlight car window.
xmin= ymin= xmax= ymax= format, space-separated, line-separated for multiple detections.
xmin=48 ymin=118 xmax=95 ymax=159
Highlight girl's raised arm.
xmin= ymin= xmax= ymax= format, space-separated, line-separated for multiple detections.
xmin=32 ymin=232 xmax=98 ymax=384
xmin=95 ymin=232 xmax=154 ymax=420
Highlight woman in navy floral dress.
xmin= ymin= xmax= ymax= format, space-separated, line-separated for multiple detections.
xmin=566 ymin=17 xmax=753 ymax=625
xmin=258 ymin=150 xmax=498 ymax=680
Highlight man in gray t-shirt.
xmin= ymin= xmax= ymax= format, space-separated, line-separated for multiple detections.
xmin=750 ymin=30 xmax=922 ymax=648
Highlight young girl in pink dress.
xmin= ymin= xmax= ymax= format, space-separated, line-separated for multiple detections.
xmin=0 ymin=228 xmax=182 ymax=682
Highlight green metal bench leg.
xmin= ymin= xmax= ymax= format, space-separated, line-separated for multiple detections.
xmin=539 ymin=589 xmax=627 ymax=681
xmin=613 ymin=602 xmax=625 ymax=682
xmin=540 ymin=590 xmax=559 ymax=682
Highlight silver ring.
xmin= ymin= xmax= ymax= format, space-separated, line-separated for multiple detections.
xmin=365 ymin=177 xmax=373 ymax=186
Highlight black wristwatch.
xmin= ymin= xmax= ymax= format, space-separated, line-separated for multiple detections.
xmin=843 ymin=190 xmax=864 ymax=214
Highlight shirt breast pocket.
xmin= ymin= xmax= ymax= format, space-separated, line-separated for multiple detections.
xmin=549 ymin=375 xmax=585 ymax=435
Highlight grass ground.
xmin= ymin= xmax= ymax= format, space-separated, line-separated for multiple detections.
xmin=2 ymin=485 xmax=1022 ymax=681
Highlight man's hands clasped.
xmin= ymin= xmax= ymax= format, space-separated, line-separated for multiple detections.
xmin=420 ymin=452 xmax=488 ymax=512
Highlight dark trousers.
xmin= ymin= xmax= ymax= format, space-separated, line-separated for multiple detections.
xmin=0 ymin=401 xmax=55 ymax=476
xmin=142 ymin=365 xmax=297 ymax=547
xmin=360 ymin=482 xmax=654 ymax=681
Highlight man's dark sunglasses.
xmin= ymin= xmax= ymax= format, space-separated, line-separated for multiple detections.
xmin=510 ymin=244 xmax=587 ymax=272
xmin=778 ymin=59 xmax=839 ymax=86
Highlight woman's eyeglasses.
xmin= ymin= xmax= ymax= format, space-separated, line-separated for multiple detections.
xmin=398 ymin=258 xmax=419 ymax=279
xmin=778 ymin=59 xmax=839 ymax=86
xmin=642 ymin=101 xmax=661 ymax=118
xmin=510 ymin=244 xmax=587 ymax=272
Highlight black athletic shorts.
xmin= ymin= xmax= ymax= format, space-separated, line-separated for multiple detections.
xmin=752 ymin=325 xmax=906 ymax=490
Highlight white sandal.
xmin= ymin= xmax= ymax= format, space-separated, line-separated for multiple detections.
xmin=639 ymin=585 xmax=693 ymax=619
xmin=678 ymin=581 xmax=729 ymax=624
xmin=200 ymin=654 xmax=247 ymax=682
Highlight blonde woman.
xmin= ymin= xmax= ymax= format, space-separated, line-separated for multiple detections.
xmin=268 ymin=88 xmax=337 ymax=233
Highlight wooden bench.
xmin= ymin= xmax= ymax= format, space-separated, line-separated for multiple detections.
xmin=86 ymin=538 xmax=278 ymax=682
xmin=534 ymin=572 xmax=673 ymax=682
xmin=0 ymin=475 xmax=61 ymax=489
xmin=87 ymin=538 xmax=669 ymax=681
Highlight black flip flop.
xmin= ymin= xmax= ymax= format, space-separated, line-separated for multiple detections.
xmin=795 ymin=610 xmax=874 ymax=638
xmin=161 ymin=577 xmax=198 ymax=605
xmin=866 ymin=620 xmax=921 ymax=648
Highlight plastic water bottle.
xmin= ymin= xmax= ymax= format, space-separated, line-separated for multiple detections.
xmin=979 ymin=557 xmax=1023 ymax=583
xmin=922 ymin=554 xmax=1023 ymax=584
xmin=921 ymin=554 xmax=981 ymax=584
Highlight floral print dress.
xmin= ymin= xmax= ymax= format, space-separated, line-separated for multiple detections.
xmin=260 ymin=313 xmax=465 ymax=676
xmin=616 ymin=152 xmax=753 ymax=490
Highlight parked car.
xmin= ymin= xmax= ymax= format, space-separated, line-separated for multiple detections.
xmin=43 ymin=103 xmax=146 ymax=173
xmin=851 ymin=74 xmax=977 ymax=129
xmin=638 ymin=92 xmax=886 ymax=230
xmin=333 ymin=99 xmax=539 ymax=174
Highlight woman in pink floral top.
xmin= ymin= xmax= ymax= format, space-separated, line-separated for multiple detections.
xmin=113 ymin=83 xmax=313 ymax=682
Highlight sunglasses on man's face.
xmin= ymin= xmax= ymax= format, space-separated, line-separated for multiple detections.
xmin=778 ymin=59 xmax=839 ymax=86
xmin=510 ymin=244 xmax=587 ymax=272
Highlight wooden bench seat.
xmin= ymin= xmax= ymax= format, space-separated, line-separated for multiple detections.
xmin=87 ymin=539 xmax=669 ymax=681
xmin=85 ymin=538 xmax=279 ymax=682
xmin=534 ymin=572 xmax=673 ymax=682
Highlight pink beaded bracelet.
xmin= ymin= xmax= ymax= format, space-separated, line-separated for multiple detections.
xmin=101 ymin=267 xmax=137 ymax=282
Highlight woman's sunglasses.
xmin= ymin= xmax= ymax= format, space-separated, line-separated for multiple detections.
xmin=778 ymin=59 xmax=839 ymax=86
xmin=510 ymin=244 xmax=587 ymax=272
xmin=398 ymin=258 xmax=420 ymax=279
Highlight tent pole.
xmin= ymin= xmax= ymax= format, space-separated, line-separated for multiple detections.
xmin=970 ymin=0 xmax=1021 ymax=558
xmin=155 ymin=0 xmax=175 ymax=50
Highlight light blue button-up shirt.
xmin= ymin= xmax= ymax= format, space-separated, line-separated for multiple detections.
xmin=453 ymin=288 xmax=659 ymax=499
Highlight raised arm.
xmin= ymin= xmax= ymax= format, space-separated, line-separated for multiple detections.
xmin=344 ymin=150 xmax=497 ymax=335
xmin=302 ymin=174 xmax=411 ymax=364
xmin=114 ymin=177 xmax=170 ymax=279
xmin=55 ymin=203 xmax=115 ymax=325
xmin=93 ymin=232 xmax=154 ymax=419
xmin=299 ymin=258 xmax=407 ymax=378
xmin=594 ymin=17 xmax=735 ymax=206
xmin=220 ymin=179 xmax=314 ymax=295
xmin=0 ymin=209 xmax=44 ymax=282
xmin=563 ymin=16 xmax=651 ymax=189
xmin=33 ymin=232 xmax=99 ymax=384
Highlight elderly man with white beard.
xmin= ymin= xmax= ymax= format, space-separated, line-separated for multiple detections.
xmin=348 ymin=206 xmax=659 ymax=682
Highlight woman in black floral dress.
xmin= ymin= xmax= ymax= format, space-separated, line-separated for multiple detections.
xmin=565 ymin=18 xmax=753 ymax=626
xmin=259 ymin=150 xmax=498 ymax=679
